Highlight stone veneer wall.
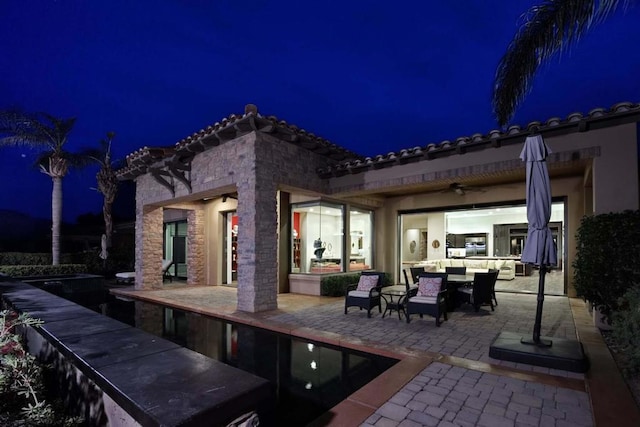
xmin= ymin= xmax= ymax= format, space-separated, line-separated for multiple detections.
xmin=187 ymin=207 xmax=205 ymax=286
xmin=132 ymin=130 xmax=335 ymax=312
xmin=135 ymin=205 xmax=163 ymax=290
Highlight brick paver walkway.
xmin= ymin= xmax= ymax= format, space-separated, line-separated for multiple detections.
xmin=112 ymin=285 xmax=638 ymax=426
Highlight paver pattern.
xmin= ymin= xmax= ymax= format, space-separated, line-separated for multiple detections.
xmin=113 ymin=286 xmax=594 ymax=426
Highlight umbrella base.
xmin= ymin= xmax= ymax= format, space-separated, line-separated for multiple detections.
xmin=489 ymin=331 xmax=588 ymax=373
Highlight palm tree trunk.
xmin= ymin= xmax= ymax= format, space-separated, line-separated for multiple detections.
xmin=51 ymin=176 xmax=62 ymax=265
xmin=103 ymin=199 xmax=113 ymax=247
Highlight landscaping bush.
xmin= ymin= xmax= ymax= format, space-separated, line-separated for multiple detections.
xmin=573 ymin=210 xmax=640 ymax=324
xmin=80 ymin=242 xmax=134 ymax=278
xmin=612 ymin=285 xmax=640 ymax=374
xmin=320 ymin=271 xmax=392 ymax=297
xmin=0 ymin=310 xmax=84 ymax=426
xmin=0 ymin=252 xmax=76 ymax=266
xmin=0 ymin=264 xmax=87 ymax=278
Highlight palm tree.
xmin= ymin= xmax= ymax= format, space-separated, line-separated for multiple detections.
xmin=492 ymin=0 xmax=628 ymax=127
xmin=0 ymin=109 xmax=88 ymax=265
xmin=80 ymin=132 xmax=120 ymax=248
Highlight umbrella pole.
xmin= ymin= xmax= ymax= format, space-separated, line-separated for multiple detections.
xmin=522 ymin=264 xmax=552 ymax=347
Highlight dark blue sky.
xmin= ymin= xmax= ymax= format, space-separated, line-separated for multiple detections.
xmin=2 ymin=1 xmax=640 ymax=222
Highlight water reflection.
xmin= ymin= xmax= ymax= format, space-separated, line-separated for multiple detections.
xmin=108 ymin=299 xmax=397 ymax=425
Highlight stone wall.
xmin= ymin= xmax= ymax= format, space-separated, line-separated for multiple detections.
xmin=132 ymin=130 xmax=337 ymax=311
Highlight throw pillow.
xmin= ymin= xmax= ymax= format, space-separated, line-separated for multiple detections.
xmin=356 ymin=274 xmax=379 ymax=292
xmin=418 ymin=277 xmax=442 ymax=297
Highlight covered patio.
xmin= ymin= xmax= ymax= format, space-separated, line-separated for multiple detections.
xmin=110 ymin=285 xmax=639 ymax=426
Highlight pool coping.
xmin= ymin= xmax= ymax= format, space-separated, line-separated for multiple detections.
xmin=0 ymin=280 xmax=273 ymax=426
xmin=111 ymin=286 xmax=593 ymax=426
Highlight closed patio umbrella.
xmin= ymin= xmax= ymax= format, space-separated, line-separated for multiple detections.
xmin=520 ymin=134 xmax=557 ymax=346
xmin=99 ymin=234 xmax=108 ymax=261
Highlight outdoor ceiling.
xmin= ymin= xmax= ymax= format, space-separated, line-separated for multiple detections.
xmin=341 ymin=158 xmax=590 ymax=199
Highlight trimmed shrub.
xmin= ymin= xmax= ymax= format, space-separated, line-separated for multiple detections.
xmin=0 ymin=264 xmax=87 ymax=278
xmin=573 ymin=210 xmax=640 ymax=323
xmin=320 ymin=271 xmax=392 ymax=297
xmin=78 ymin=241 xmax=134 ymax=278
xmin=0 ymin=252 xmax=75 ymax=266
xmin=612 ymin=286 xmax=640 ymax=374
xmin=320 ymin=273 xmax=361 ymax=296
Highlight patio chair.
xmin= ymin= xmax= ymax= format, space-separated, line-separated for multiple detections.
xmin=344 ymin=271 xmax=385 ymax=318
xmin=457 ymin=272 xmax=494 ymax=312
xmin=162 ymin=259 xmax=174 ymax=283
xmin=403 ymin=268 xmax=412 ymax=286
xmin=409 ymin=267 xmax=425 ymax=285
xmin=405 ymin=272 xmax=448 ymax=326
xmin=445 ymin=266 xmax=467 ymax=275
xmin=488 ymin=268 xmax=499 ymax=306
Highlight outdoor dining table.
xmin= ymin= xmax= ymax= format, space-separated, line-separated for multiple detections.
xmin=445 ymin=274 xmax=474 ymax=311
xmin=381 ymin=284 xmax=417 ymax=320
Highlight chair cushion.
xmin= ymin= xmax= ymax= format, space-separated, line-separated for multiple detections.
xmin=348 ymin=290 xmax=379 ymax=298
xmin=356 ymin=274 xmax=379 ymax=291
xmin=418 ymin=276 xmax=441 ymax=297
xmin=409 ymin=296 xmax=438 ymax=304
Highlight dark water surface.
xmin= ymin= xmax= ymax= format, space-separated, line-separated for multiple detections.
xmin=101 ymin=296 xmax=398 ymax=425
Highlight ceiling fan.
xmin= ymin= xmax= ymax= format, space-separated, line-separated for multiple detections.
xmin=441 ymin=182 xmax=486 ymax=196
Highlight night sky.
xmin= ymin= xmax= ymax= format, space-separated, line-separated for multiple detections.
xmin=2 ymin=1 xmax=640 ymax=222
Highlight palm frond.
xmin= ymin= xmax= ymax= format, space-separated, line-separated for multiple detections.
xmin=64 ymin=151 xmax=97 ymax=169
xmin=0 ymin=109 xmax=77 ymax=152
xmin=0 ymin=109 xmax=50 ymax=148
xmin=492 ymin=0 xmax=626 ymax=127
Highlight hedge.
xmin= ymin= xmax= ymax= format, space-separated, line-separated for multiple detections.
xmin=0 ymin=252 xmax=76 ymax=265
xmin=320 ymin=271 xmax=392 ymax=297
xmin=0 ymin=264 xmax=87 ymax=278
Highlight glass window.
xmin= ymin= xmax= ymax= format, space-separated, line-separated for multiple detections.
xmin=348 ymin=208 xmax=373 ymax=272
xmin=291 ymin=202 xmax=344 ymax=274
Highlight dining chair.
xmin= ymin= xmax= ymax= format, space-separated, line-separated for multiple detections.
xmin=457 ymin=272 xmax=494 ymax=312
xmin=409 ymin=267 xmax=426 ymax=284
xmin=488 ymin=268 xmax=499 ymax=306
xmin=405 ymin=272 xmax=448 ymax=326
xmin=403 ymin=268 xmax=412 ymax=286
xmin=344 ymin=271 xmax=386 ymax=318
xmin=445 ymin=266 xmax=467 ymax=275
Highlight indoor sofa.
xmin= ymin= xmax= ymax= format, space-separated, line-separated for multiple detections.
xmin=414 ymin=258 xmax=516 ymax=280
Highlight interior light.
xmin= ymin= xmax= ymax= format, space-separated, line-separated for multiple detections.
xmin=307 ymin=343 xmax=314 ymax=352
xmin=310 ymin=361 xmax=317 ymax=370
xmin=305 ymin=382 xmax=313 ymax=390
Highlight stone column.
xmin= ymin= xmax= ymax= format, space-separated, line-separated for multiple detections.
xmin=278 ymin=191 xmax=290 ymax=293
xmin=236 ymin=173 xmax=278 ymax=312
xmin=187 ymin=207 xmax=205 ymax=286
xmin=136 ymin=206 xmax=163 ymax=290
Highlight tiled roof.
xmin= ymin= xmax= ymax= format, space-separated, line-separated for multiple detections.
xmin=317 ymin=101 xmax=640 ymax=178
xmin=116 ymin=104 xmax=362 ymax=180
xmin=117 ymin=101 xmax=640 ymax=181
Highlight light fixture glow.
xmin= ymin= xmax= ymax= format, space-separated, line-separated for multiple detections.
xmin=307 ymin=343 xmax=314 ymax=352
xmin=310 ymin=361 xmax=317 ymax=370
xmin=305 ymin=382 xmax=312 ymax=390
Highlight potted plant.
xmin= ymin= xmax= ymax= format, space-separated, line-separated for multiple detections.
xmin=573 ymin=210 xmax=640 ymax=328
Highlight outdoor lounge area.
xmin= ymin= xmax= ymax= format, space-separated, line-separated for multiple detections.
xmin=108 ymin=284 xmax=640 ymax=427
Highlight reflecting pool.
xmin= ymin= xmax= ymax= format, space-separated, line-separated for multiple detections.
xmin=102 ymin=297 xmax=397 ymax=425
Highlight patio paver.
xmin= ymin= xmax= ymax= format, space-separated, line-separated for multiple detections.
xmin=111 ymin=285 xmax=640 ymax=426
